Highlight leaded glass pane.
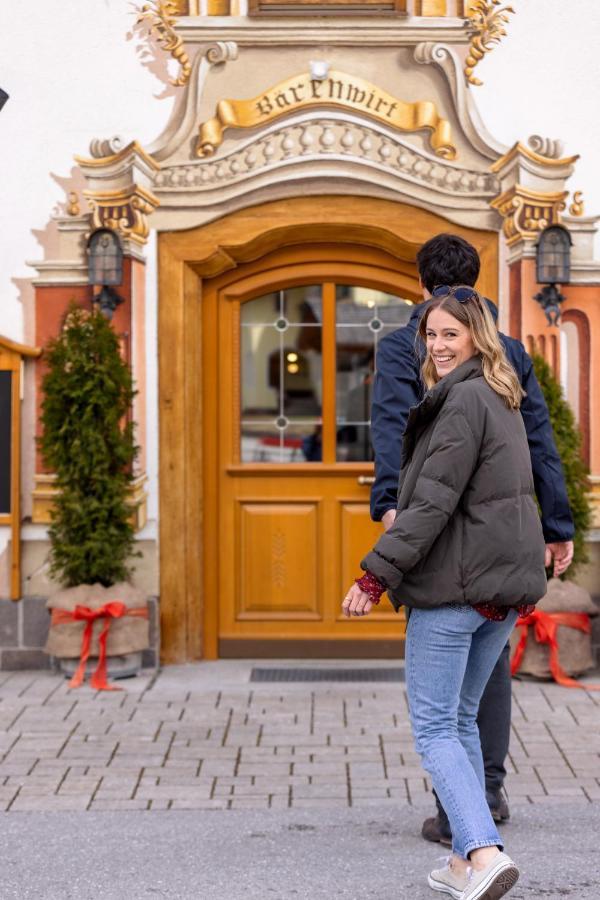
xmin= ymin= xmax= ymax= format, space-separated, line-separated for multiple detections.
xmin=241 ymin=286 xmax=322 ymax=463
xmin=335 ymin=286 xmax=413 ymax=461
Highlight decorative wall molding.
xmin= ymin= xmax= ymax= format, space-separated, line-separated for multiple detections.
xmin=527 ymin=134 xmax=565 ymax=161
xmin=491 ymin=141 xmax=579 ymax=175
xmin=152 ymin=113 xmax=500 ymax=230
xmin=491 ymin=140 xmax=578 ymax=256
xmin=157 ymin=116 xmax=496 ymax=196
xmin=490 ymin=186 xmax=567 ymax=247
xmin=89 ymin=135 xmax=126 ymax=159
xmin=414 ymin=41 xmax=506 ymax=160
xmin=465 ymin=0 xmax=514 ymax=86
xmin=146 ymin=42 xmax=239 ymax=162
xmin=205 ymin=41 xmax=238 ymax=65
xmin=76 ymin=142 xmax=160 ymax=247
xmin=174 ymin=20 xmax=469 ymax=48
xmin=27 ymin=216 xmax=91 ymax=286
xmin=84 ymin=186 xmax=160 ymax=247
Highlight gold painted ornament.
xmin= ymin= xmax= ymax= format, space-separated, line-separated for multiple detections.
xmin=137 ymin=0 xmax=191 ymax=87
xmin=569 ymin=191 xmax=585 ymax=217
xmin=197 ymin=71 xmax=457 ymax=160
xmin=465 ymin=0 xmax=514 ymax=87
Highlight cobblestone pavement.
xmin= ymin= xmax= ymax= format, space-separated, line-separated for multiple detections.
xmin=0 ymin=661 xmax=599 ymax=814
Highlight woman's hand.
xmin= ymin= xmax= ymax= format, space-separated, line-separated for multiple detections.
xmin=342 ymin=583 xmax=374 ymax=618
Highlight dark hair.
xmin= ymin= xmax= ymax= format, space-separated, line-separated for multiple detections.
xmin=416 ymin=233 xmax=480 ymax=293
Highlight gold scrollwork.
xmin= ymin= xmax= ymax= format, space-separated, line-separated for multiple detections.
xmin=569 ymin=190 xmax=585 ymax=217
xmin=465 ymin=0 xmax=514 ymax=87
xmin=137 ymin=1 xmax=192 ymax=87
xmin=84 ymin=186 xmax=160 ymax=246
xmin=490 ymin=186 xmax=567 ymax=246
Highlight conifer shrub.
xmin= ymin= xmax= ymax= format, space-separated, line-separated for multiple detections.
xmin=39 ymin=303 xmax=141 ymax=587
xmin=532 ymin=353 xmax=591 ymax=575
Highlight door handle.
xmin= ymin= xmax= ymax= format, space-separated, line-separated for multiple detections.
xmin=357 ymin=475 xmax=375 ymax=485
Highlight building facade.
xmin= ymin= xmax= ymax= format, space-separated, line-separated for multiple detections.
xmin=1 ymin=0 xmax=599 ymax=666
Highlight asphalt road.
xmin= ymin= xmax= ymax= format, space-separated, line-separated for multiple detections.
xmin=0 ymin=802 xmax=598 ymax=899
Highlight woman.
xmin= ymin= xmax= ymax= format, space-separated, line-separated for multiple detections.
xmin=342 ymin=285 xmax=547 ymax=900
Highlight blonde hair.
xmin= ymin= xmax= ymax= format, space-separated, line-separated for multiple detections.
xmin=418 ymin=289 xmax=525 ymax=410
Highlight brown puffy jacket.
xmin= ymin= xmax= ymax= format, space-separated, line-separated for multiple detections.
xmin=361 ymin=356 xmax=547 ymax=611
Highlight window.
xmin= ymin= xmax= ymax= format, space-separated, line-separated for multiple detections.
xmin=239 ymin=284 xmax=413 ymax=463
xmin=249 ymin=0 xmax=407 ymax=16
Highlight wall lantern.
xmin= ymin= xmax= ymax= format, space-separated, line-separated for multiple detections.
xmin=87 ymin=228 xmax=124 ymax=319
xmin=533 ymin=224 xmax=572 ymax=326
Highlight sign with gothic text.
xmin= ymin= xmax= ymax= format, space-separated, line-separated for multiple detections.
xmin=196 ymin=70 xmax=456 ymax=160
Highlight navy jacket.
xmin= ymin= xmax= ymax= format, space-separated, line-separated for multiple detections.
xmin=370 ymin=300 xmax=574 ymax=544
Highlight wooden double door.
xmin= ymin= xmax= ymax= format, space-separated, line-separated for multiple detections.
xmin=205 ymin=245 xmax=421 ymax=656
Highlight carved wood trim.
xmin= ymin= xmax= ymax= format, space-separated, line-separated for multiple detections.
xmin=158 ymin=196 xmax=499 ymax=662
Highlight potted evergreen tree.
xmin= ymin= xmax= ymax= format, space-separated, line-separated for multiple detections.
xmin=39 ymin=304 xmax=149 ymax=689
xmin=532 ymin=353 xmax=591 ymax=573
xmin=511 ymin=354 xmax=596 ymax=682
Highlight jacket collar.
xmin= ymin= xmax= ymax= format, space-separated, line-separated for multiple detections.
xmin=404 ymin=356 xmax=483 ymax=446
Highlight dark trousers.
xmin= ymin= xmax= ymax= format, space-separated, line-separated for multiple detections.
xmin=435 ymin=643 xmax=511 ymax=817
xmin=478 ymin=643 xmax=512 ymax=793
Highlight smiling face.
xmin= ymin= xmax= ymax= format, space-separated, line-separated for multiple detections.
xmin=425 ymin=306 xmax=476 ymax=378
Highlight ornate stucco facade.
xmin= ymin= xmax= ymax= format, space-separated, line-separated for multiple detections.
xmin=2 ymin=1 xmax=599 ymax=665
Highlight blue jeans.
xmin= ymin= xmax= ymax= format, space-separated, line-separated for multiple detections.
xmin=405 ymin=604 xmax=518 ymax=859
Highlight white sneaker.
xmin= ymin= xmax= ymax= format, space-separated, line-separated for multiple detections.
xmin=460 ymin=851 xmax=519 ymax=899
xmin=428 ymin=857 xmax=468 ymax=899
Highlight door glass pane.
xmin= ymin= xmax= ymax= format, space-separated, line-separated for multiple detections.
xmin=335 ymin=286 xmax=413 ymax=462
xmin=241 ymin=286 xmax=322 ymax=463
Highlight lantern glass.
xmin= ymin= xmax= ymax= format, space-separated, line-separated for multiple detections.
xmin=536 ymin=225 xmax=572 ymax=285
xmin=87 ymin=228 xmax=123 ymax=286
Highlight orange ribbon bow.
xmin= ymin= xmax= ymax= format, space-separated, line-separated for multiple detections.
xmin=511 ymin=608 xmax=600 ymax=691
xmin=51 ymin=603 xmax=148 ymax=691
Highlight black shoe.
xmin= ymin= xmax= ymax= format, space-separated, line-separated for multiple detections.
xmin=487 ymin=787 xmax=510 ymax=822
xmin=421 ymin=815 xmax=452 ymax=847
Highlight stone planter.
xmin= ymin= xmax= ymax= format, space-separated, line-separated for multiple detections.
xmin=45 ymin=582 xmax=150 ymax=685
xmin=57 ymin=651 xmax=143 ymax=681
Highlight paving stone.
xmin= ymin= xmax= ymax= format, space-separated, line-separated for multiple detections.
xmin=0 ymin=664 xmax=598 ymax=815
xmin=89 ymin=799 xmax=151 ymax=810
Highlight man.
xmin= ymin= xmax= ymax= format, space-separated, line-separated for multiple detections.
xmin=370 ymin=233 xmax=574 ymax=844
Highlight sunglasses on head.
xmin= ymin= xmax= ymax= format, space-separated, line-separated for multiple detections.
xmin=432 ymin=284 xmax=479 ymax=304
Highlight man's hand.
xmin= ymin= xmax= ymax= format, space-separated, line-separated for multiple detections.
xmin=342 ymin=584 xmax=374 ymax=618
xmin=545 ymin=540 xmax=574 ymax=578
xmin=382 ymin=508 xmax=396 ymax=532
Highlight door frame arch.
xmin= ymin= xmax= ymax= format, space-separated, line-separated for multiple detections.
xmin=158 ymin=196 xmax=499 ymax=662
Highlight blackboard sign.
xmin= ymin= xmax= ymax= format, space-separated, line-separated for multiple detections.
xmin=0 ymin=370 xmax=11 ymax=515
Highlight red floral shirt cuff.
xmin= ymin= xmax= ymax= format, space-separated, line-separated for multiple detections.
xmin=355 ymin=571 xmax=386 ymax=605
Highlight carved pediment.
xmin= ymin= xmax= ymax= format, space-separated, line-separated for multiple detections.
xmin=153 ymin=111 xmax=499 ymax=229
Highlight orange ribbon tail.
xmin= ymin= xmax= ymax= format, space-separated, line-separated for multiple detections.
xmin=51 ymin=602 xmax=147 ymax=691
xmin=511 ymin=609 xmax=600 ymax=691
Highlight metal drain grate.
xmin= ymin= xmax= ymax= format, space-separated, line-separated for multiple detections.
xmin=250 ymin=667 xmax=404 ymax=683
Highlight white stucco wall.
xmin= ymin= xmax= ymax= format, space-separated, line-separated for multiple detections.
xmin=1 ymin=0 xmax=599 ymax=342
xmin=0 ymin=0 xmax=598 ymax=560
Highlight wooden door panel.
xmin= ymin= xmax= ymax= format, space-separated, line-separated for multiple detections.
xmin=339 ymin=501 xmax=398 ymax=620
xmin=215 ymin=258 xmax=416 ymax=648
xmin=236 ymin=501 xmax=321 ymax=620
